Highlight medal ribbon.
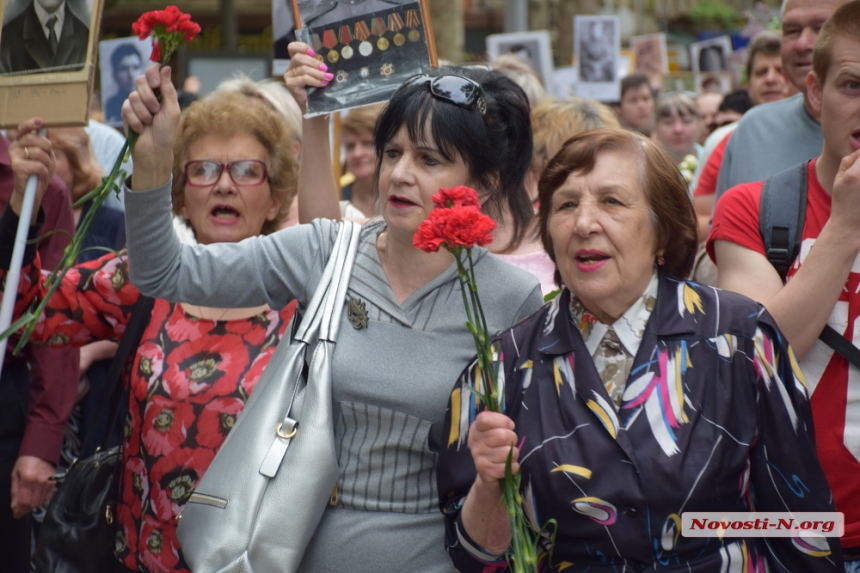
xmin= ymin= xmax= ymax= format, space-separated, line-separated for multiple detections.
xmin=370 ymin=16 xmax=387 ymax=36
xmin=339 ymin=24 xmax=353 ymax=44
xmin=405 ymin=8 xmax=420 ymax=28
xmin=388 ymin=12 xmax=404 ymax=32
xmin=322 ymin=29 xmax=338 ymax=49
xmin=310 ymin=33 xmax=323 ymax=52
xmin=354 ymin=20 xmax=370 ymax=41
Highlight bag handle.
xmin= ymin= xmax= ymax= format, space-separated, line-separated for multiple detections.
xmin=319 ymin=222 xmax=361 ymax=342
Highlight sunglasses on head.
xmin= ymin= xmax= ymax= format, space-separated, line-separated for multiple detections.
xmin=399 ymin=74 xmax=487 ymax=115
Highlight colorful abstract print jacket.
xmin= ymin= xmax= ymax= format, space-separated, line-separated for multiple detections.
xmin=437 ymin=272 xmax=842 ymax=573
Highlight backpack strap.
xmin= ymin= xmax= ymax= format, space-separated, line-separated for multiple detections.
xmin=758 ymin=162 xmax=860 ymax=370
xmin=758 ymin=162 xmax=808 ymax=282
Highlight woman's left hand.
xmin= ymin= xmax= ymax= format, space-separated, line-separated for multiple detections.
xmin=468 ymin=411 xmax=519 ymax=488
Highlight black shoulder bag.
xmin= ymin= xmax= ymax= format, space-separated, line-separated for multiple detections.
xmin=35 ymin=295 xmax=155 ymax=573
xmin=759 ymin=163 xmax=860 ymax=368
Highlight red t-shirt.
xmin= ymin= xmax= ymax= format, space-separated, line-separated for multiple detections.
xmin=708 ymin=158 xmax=860 ymax=549
xmin=693 ymin=132 xmax=731 ymax=197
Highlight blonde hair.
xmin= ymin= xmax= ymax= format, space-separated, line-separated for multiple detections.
xmin=530 ymin=97 xmax=620 ymax=174
xmin=341 ymin=103 xmax=385 ymax=137
xmin=492 ymin=54 xmax=547 ymax=109
xmin=216 ymin=75 xmax=303 ymax=143
xmin=171 ymin=90 xmax=299 ymax=235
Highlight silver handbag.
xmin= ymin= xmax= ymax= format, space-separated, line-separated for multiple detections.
xmin=176 ymin=221 xmax=362 ymax=572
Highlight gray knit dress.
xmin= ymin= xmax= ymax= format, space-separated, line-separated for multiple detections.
xmin=124 ymin=182 xmax=544 ymax=573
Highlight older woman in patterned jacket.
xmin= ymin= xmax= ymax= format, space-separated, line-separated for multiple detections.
xmin=437 ymin=129 xmax=843 ymax=573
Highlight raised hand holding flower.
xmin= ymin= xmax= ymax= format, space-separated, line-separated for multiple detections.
xmin=0 ymin=7 xmax=199 ymax=351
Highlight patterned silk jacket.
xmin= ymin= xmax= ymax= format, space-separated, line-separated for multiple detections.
xmin=438 ymin=271 xmax=843 ymax=573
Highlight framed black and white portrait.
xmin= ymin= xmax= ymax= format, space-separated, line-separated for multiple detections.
xmin=485 ymin=30 xmax=554 ymax=94
xmin=99 ymin=36 xmax=152 ymax=127
xmin=0 ymin=0 xmax=104 ymax=127
xmin=574 ymin=15 xmax=620 ymax=102
xmin=690 ymin=35 xmax=733 ymax=74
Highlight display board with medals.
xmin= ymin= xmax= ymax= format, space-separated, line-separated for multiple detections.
xmin=295 ymin=1 xmax=433 ymax=116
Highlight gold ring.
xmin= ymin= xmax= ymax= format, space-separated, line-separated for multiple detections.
xmin=275 ymin=422 xmax=298 ymax=440
xmin=24 ymin=147 xmax=29 ymax=160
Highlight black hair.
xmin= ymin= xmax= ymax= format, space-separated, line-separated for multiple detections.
xmin=718 ymin=89 xmax=754 ymax=115
xmin=110 ymin=44 xmax=142 ymax=71
xmin=374 ymin=66 xmax=534 ymax=252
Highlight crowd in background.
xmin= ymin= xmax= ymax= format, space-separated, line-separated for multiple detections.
xmin=0 ymin=0 xmax=859 ymax=571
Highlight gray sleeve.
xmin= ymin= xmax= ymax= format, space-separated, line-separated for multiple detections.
xmin=516 ymin=286 xmax=544 ymax=322
xmin=124 ymin=180 xmax=336 ymax=309
xmin=713 ymin=130 xmax=735 ymax=204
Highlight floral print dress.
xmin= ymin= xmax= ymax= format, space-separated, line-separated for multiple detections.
xmin=6 ymin=252 xmax=296 ymax=573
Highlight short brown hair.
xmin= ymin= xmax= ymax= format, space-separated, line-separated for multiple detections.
xmin=655 ymin=92 xmax=701 ymax=120
xmin=341 ymin=103 xmax=385 ymax=137
xmin=48 ymin=128 xmax=102 ymax=201
xmin=812 ymin=0 xmax=860 ymax=85
xmin=537 ymin=128 xmax=697 ymax=284
xmin=745 ymin=30 xmax=782 ymax=83
xmin=530 ymin=97 xmax=620 ymax=175
xmin=171 ymin=91 xmax=299 ymax=235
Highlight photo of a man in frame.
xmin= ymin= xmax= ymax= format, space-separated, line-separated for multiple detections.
xmin=0 ymin=0 xmax=90 ymax=75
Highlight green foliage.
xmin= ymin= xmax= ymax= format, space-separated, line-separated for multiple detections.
xmin=690 ymin=0 xmax=743 ymax=30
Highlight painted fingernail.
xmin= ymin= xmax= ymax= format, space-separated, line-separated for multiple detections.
xmin=318 ymin=64 xmax=328 ymax=72
xmin=307 ymin=49 xmax=315 ymax=56
xmin=324 ymin=72 xmax=334 ymax=80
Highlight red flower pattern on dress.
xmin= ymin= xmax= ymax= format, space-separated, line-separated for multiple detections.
xmin=196 ymin=397 xmax=245 ymax=449
xmin=139 ymin=514 xmax=182 ymax=573
xmin=149 ymin=447 xmax=214 ymax=522
xmin=162 ymin=333 xmax=251 ymax=403
xmin=1 ymin=252 xmax=297 ymax=573
xmin=142 ymin=395 xmax=196 ymax=457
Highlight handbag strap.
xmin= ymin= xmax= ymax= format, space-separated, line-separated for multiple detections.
xmin=820 ymin=324 xmax=860 ymax=370
xmin=294 ymin=221 xmax=360 ymax=345
xmin=82 ymin=294 xmax=155 ymax=454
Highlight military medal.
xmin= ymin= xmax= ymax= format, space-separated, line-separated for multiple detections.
xmin=393 ymin=33 xmax=405 ymax=46
xmin=322 ymin=28 xmax=339 ymax=62
xmin=342 ymin=45 xmax=354 ymax=59
xmin=370 ymin=16 xmax=387 ymax=37
xmin=360 ymin=67 xmax=370 ymax=78
xmin=336 ymin=70 xmax=349 ymax=82
xmin=354 ymin=21 xmax=372 ymax=57
xmin=405 ymin=9 xmax=420 ymax=28
xmin=377 ymin=37 xmax=389 ymax=51
xmin=339 ymin=24 xmax=353 ymax=44
xmin=380 ymin=63 xmax=394 ymax=77
xmin=408 ymin=29 xmax=420 ymax=42
xmin=327 ymin=50 xmax=340 ymax=63
xmin=314 ymin=53 xmax=325 ymax=64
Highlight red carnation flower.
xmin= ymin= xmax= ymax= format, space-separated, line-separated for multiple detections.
xmin=432 ymin=185 xmax=481 ymax=209
xmin=413 ymin=205 xmax=496 ymax=253
xmin=132 ymin=6 xmax=200 ymax=64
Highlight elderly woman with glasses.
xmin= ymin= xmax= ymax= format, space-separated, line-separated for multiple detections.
xmin=120 ymin=57 xmax=543 ymax=572
xmin=436 ymin=129 xmax=842 ymax=572
xmin=2 ymin=86 xmax=300 ymax=573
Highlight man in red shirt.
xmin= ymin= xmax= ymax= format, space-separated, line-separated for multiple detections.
xmin=708 ymin=2 xmax=860 ymax=563
xmin=0 ymin=121 xmax=78 ymax=571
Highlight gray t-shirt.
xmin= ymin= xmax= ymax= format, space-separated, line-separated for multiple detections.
xmin=124 ymin=181 xmax=544 ymax=573
xmin=714 ymin=93 xmax=821 ymax=203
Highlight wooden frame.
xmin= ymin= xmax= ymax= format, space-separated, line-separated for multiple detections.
xmin=0 ymin=0 xmax=104 ymax=128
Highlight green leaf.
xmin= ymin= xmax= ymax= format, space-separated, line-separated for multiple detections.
xmin=543 ymin=289 xmax=561 ymax=303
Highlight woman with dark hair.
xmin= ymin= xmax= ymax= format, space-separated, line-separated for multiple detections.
xmin=436 ymin=128 xmax=842 ymax=572
xmin=121 ymin=60 xmax=543 ymax=572
xmin=287 ymin=44 xmax=545 ymax=284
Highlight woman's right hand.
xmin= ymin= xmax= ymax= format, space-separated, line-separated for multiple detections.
xmin=468 ymin=411 xmax=519 ymax=489
xmin=8 ymin=117 xmax=54 ymax=224
xmin=122 ymin=63 xmax=181 ymax=190
xmin=284 ymin=42 xmax=334 ymax=114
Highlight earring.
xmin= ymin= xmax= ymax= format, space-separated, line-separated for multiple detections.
xmin=657 ymin=255 xmax=665 ymax=266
